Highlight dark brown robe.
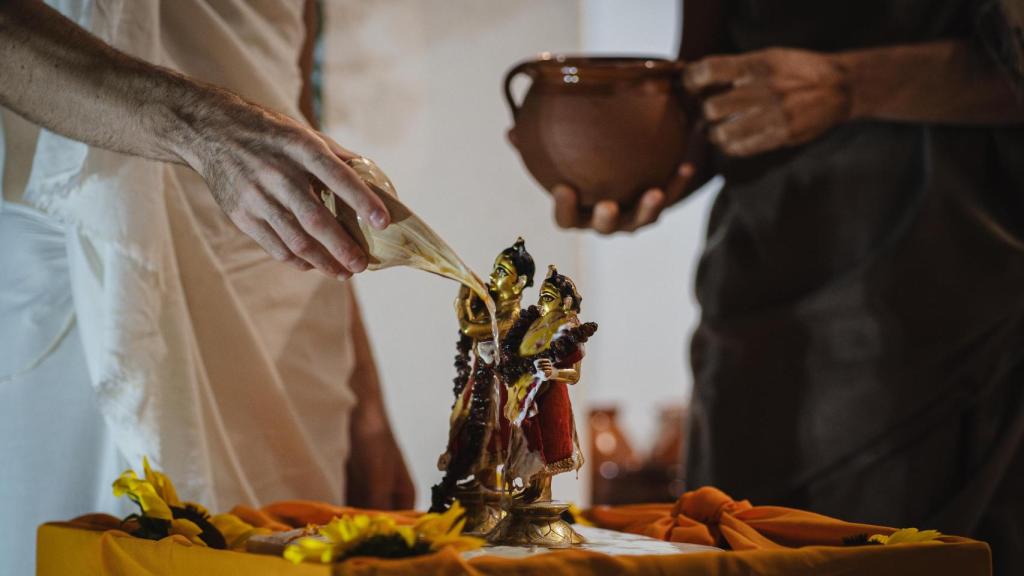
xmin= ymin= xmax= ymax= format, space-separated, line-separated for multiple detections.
xmin=684 ymin=2 xmax=1024 ymax=574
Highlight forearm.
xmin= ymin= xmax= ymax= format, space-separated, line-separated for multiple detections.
xmin=552 ymin=369 xmax=579 ymax=384
xmin=551 ymin=360 xmax=581 ymax=385
xmin=836 ymin=39 xmax=1024 ymax=124
xmin=3 ymin=1 xmax=390 ymax=278
xmin=0 ymin=1 xmax=275 ymax=171
xmin=0 ymin=1 xmax=181 ymax=162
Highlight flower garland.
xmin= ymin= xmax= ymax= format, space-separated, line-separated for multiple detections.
xmin=498 ymin=305 xmax=599 ymax=384
xmin=431 ymin=359 xmax=496 ymax=513
xmin=433 ymin=330 xmax=482 ymax=512
xmin=451 ymin=331 xmax=473 ymax=404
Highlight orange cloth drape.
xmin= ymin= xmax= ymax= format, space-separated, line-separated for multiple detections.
xmin=38 ymin=488 xmax=992 ymax=576
xmin=229 ymin=500 xmax=420 ymax=532
xmin=588 ymin=485 xmax=958 ymax=550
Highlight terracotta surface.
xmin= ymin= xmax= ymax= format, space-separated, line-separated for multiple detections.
xmin=505 ymin=55 xmax=688 ymax=208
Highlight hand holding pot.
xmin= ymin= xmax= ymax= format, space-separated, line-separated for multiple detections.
xmin=684 ymin=47 xmax=851 ymax=157
xmin=550 ymin=162 xmax=697 ymax=233
xmin=538 ymin=110 xmax=710 ymax=234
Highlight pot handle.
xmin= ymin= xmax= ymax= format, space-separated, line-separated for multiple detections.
xmin=503 ymin=60 xmax=537 ymax=121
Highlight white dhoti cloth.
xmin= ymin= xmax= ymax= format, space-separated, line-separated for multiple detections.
xmin=0 ymin=1 xmax=358 ymax=574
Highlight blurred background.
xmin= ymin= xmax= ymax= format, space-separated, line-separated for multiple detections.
xmin=320 ymin=0 xmax=721 ymax=509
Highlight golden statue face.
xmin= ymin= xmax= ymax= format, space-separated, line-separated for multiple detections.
xmin=537 ymin=281 xmax=563 ymax=317
xmin=490 ymin=253 xmax=525 ymax=303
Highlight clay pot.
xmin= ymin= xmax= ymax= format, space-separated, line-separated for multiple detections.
xmin=504 ymin=54 xmax=688 ymax=208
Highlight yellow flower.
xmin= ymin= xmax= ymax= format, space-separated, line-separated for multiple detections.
xmin=413 ymin=501 xmax=484 ymax=553
xmin=284 ymin=502 xmax=483 ymax=564
xmin=566 ymin=503 xmax=593 ymax=527
xmin=142 ymin=457 xmax=181 ymax=508
xmin=284 ymin=536 xmax=335 ymax=564
xmin=285 ymin=514 xmax=405 ymax=564
xmin=112 ymin=470 xmax=173 ymax=521
xmin=321 ymin=514 xmax=372 ymax=547
xmin=210 ymin=513 xmax=270 ymax=550
xmin=170 ymin=518 xmax=207 ymax=546
xmin=869 ymin=528 xmax=943 ymax=545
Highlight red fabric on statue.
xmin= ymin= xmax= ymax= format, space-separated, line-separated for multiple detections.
xmin=514 ymin=346 xmax=583 ymax=473
xmin=522 ymin=380 xmax=574 ymax=466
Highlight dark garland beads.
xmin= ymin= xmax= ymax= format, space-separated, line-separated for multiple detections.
xmin=460 ymin=362 xmax=496 ymax=477
xmin=499 ymin=306 xmax=541 ymax=380
xmin=451 ymin=332 xmax=473 ymax=406
xmin=431 ymin=359 xmax=497 ymax=513
xmin=498 ymin=306 xmax=598 ymax=384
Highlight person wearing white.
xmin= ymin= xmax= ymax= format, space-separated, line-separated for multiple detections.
xmin=0 ymin=2 xmax=413 ymax=574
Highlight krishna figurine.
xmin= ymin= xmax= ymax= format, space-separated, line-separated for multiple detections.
xmin=431 ymin=238 xmax=536 ymax=534
xmin=489 ymin=266 xmax=598 ymax=547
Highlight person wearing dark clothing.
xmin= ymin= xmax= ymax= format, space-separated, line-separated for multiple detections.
xmin=551 ymin=2 xmax=1024 ymax=573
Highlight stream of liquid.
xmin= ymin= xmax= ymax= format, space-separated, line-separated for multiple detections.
xmin=327 ymin=158 xmax=502 ymax=348
xmin=417 ymin=253 xmax=501 ymax=350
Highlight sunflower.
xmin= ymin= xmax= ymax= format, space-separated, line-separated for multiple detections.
xmin=112 ymin=457 xmax=233 ymax=548
xmin=413 ymin=501 xmax=485 ymax=552
xmin=284 ymin=501 xmax=484 ymax=564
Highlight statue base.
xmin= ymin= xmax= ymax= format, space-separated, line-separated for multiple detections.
xmin=454 ymin=483 xmax=506 ymax=536
xmin=486 ymin=500 xmax=584 ymax=548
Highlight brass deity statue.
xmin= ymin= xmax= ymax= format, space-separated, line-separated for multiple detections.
xmin=489 ymin=266 xmax=598 ymax=547
xmin=431 ymin=238 xmax=536 ymax=534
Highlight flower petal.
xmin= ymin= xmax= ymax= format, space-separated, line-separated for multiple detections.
xmin=112 ymin=471 xmax=173 ymax=521
xmin=210 ymin=513 xmax=268 ymax=550
xmin=884 ymin=528 xmax=943 ymax=545
xmin=284 ymin=537 xmax=335 ymax=564
xmin=170 ymin=518 xmax=206 ymax=546
xmin=143 ymin=457 xmax=182 ymax=508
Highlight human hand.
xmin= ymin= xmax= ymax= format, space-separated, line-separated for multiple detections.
xmin=551 ymin=162 xmax=699 ymax=234
xmin=181 ymin=96 xmax=390 ymax=280
xmin=684 ymin=48 xmax=851 ymax=157
xmin=0 ymin=0 xmax=388 ymax=280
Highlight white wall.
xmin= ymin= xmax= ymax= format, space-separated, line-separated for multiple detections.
xmin=322 ymin=0 xmax=584 ymax=510
xmin=322 ymin=0 xmax=717 ymax=509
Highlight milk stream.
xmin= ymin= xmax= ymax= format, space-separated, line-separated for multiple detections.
xmin=325 ymin=158 xmax=502 ymax=348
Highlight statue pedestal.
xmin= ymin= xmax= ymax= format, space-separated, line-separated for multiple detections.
xmin=454 ymin=483 xmax=506 ymax=536
xmin=486 ymin=500 xmax=584 ymax=548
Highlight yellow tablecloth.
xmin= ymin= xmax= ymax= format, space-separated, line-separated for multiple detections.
xmin=37 ymin=487 xmax=992 ymax=576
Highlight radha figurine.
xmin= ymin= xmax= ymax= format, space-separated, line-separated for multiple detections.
xmin=490 ymin=266 xmax=598 ymax=547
